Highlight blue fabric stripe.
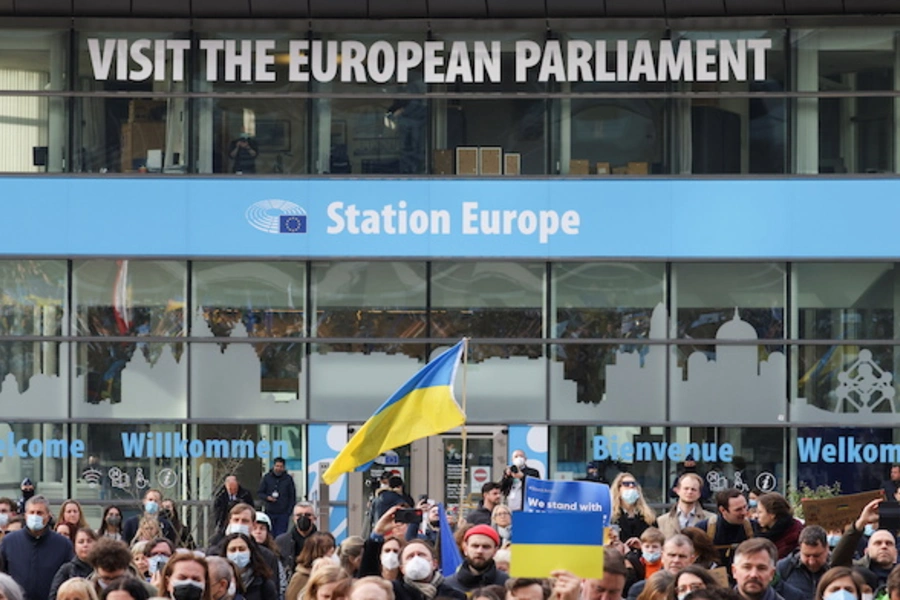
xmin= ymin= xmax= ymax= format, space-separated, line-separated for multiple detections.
xmin=512 ymin=511 xmax=606 ymax=546
xmin=371 ymin=341 xmax=464 ymax=415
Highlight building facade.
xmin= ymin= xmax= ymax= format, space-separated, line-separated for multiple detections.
xmin=1 ymin=1 xmax=900 ymax=540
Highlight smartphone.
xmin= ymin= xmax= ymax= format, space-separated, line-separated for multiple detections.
xmin=395 ymin=508 xmax=423 ymax=524
xmin=880 ymin=500 xmax=900 ymax=533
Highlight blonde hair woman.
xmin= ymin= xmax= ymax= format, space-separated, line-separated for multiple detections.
xmin=300 ymin=564 xmax=350 ymax=600
xmin=56 ymin=579 xmax=99 ymax=600
xmin=132 ymin=516 xmax=162 ymax=545
xmin=490 ymin=505 xmax=512 ymax=547
xmin=610 ymin=472 xmax=657 ymax=544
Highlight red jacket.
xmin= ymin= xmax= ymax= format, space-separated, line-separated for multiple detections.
xmin=772 ymin=518 xmax=805 ymax=559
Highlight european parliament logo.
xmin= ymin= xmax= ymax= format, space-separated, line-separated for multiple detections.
xmin=246 ymin=199 xmax=307 ymax=234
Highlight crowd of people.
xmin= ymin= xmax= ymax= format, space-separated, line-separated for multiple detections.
xmin=0 ymin=457 xmax=898 ymax=600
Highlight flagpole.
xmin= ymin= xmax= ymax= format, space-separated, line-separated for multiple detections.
xmin=458 ymin=338 xmax=469 ymax=525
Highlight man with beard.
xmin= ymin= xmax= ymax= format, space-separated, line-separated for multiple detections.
xmin=445 ymin=525 xmax=509 ymax=592
xmin=832 ymin=498 xmax=898 ymax=588
xmin=732 ymin=538 xmax=784 ymax=600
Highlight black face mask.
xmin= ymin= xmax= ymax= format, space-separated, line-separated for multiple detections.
xmin=297 ymin=516 xmax=312 ymax=531
xmin=106 ymin=515 xmax=122 ymax=527
xmin=429 ymin=520 xmax=440 ymax=528
xmin=172 ymin=583 xmax=204 ymax=600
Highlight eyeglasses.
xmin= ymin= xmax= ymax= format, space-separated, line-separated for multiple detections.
xmin=620 ymin=481 xmax=638 ymax=488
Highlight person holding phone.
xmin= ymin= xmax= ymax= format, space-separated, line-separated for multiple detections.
xmin=832 ymin=498 xmax=898 ymax=588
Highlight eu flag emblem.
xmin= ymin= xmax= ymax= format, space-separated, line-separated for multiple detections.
xmin=279 ymin=215 xmax=307 ymax=233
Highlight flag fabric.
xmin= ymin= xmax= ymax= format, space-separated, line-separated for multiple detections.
xmin=438 ymin=502 xmax=463 ymax=576
xmin=510 ymin=511 xmax=605 ymax=579
xmin=112 ymin=260 xmax=131 ymax=335
xmin=322 ymin=341 xmax=467 ymax=484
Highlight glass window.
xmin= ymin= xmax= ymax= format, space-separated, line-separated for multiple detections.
xmin=550 ymin=263 xmax=666 ymax=420
xmin=0 ymin=260 xmax=67 ymax=336
xmin=793 ymin=29 xmax=897 ymax=173
xmin=794 ymin=263 xmax=898 ymax=339
xmin=307 ymin=33 xmax=427 ymax=176
xmin=0 ymin=423 xmax=70 ymax=502
xmin=0 ymin=95 xmax=68 ymax=172
xmin=0 ymin=29 xmax=69 ymax=91
xmin=310 ymin=261 xmax=427 ymax=421
xmin=671 ymin=263 xmax=786 ymax=424
xmin=791 ymin=426 xmax=894 ymax=495
xmin=792 ymin=344 xmax=898 ymax=424
xmin=73 ymin=260 xmax=186 ymax=337
xmin=431 ymin=261 xmax=545 ymax=421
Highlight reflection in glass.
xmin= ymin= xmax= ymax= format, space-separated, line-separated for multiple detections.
xmin=193 ymin=262 xmax=306 ymax=338
xmin=0 ymin=260 xmax=66 ymax=336
xmin=673 ymin=263 xmax=785 ymax=342
xmin=0 ymin=29 xmax=69 ymax=92
xmin=312 ymin=261 xmax=426 ymax=355
xmin=191 ymin=341 xmax=304 ymax=420
xmin=0 ymin=422 xmax=68 ymax=499
xmin=0 ymin=342 xmax=67 ymax=418
xmin=794 ymin=263 xmax=898 ymax=340
xmin=550 ymin=343 xmax=665 ymax=421
xmin=73 ymin=342 xmax=186 ymax=418
xmin=430 ymin=262 xmax=544 ymax=359
xmin=73 ymin=260 xmax=185 ymax=337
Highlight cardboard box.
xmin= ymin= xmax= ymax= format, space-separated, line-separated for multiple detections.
xmin=504 ymin=153 xmax=521 ymax=176
xmin=612 ymin=166 xmax=628 ymax=175
xmin=627 ymin=161 xmax=649 ymax=175
xmin=433 ymin=149 xmax=454 ymax=175
xmin=802 ymin=490 xmax=884 ymax=532
xmin=569 ymin=159 xmax=590 ymax=175
xmin=596 ymin=162 xmax=611 ymax=175
xmin=121 ymin=122 xmax=166 ymax=172
xmin=456 ymin=147 xmax=478 ymax=176
xmin=479 ymin=147 xmax=503 ymax=175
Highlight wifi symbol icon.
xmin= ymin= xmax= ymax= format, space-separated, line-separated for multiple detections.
xmin=83 ymin=468 xmax=103 ymax=488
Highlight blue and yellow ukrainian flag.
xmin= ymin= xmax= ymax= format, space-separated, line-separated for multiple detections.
xmin=511 ymin=511 xmax=605 ymax=579
xmin=322 ymin=341 xmax=467 ymax=485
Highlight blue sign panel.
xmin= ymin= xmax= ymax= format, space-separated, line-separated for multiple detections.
xmin=1 ymin=177 xmax=899 ymax=259
xmin=523 ymin=479 xmax=611 ymax=526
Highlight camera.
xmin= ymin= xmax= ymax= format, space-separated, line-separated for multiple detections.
xmin=395 ymin=508 xmax=423 ymax=524
xmin=510 ymin=465 xmax=519 ymax=474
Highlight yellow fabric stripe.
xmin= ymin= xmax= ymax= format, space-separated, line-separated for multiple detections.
xmin=510 ymin=543 xmax=605 ymax=580
xmin=323 ymin=384 xmax=465 ymax=484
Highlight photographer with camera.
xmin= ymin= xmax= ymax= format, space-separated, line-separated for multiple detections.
xmin=500 ymin=449 xmax=541 ymax=511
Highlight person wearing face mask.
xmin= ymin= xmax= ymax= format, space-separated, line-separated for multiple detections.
xmin=500 ymin=450 xmax=541 ymax=512
xmin=773 ymin=526 xmax=831 ymax=600
xmin=122 ymin=489 xmax=177 ymax=545
xmin=0 ymin=497 xmax=15 ymax=539
xmin=275 ymin=502 xmax=318 ymax=576
xmin=636 ymin=528 xmax=666 ymax=582
xmin=206 ymin=557 xmax=243 ymax=600
xmin=87 ymin=538 xmax=159 ymax=598
xmin=391 ymin=540 xmax=465 ymax=600
xmin=209 ymin=504 xmax=282 ymax=598
xmin=813 ymin=567 xmax=865 ymax=600
xmin=0 ymin=495 xmax=74 ymax=600
xmin=160 ymin=553 xmax=212 ymax=600
xmin=99 ymin=506 xmax=125 ymax=542
xmin=611 ymin=473 xmax=657 ymax=546
xmin=15 ymin=479 xmax=34 ymax=515
xmin=219 ymin=533 xmax=277 ymax=600
xmin=49 ymin=528 xmax=98 ymax=600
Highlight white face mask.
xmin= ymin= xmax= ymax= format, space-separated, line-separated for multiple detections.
xmin=0 ymin=513 xmax=9 ymax=527
xmin=227 ymin=581 xmax=237 ymax=598
xmin=404 ymin=556 xmax=433 ymax=581
xmin=513 ymin=456 xmax=526 ymax=468
xmin=226 ymin=524 xmax=250 ymax=537
xmin=330 ymin=553 xmax=341 ymax=565
xmin=381 ymin=552 xmax=400 ymax=570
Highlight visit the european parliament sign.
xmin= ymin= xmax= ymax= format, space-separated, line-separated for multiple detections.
xmin=87 ymin=38 xmax=772 ymax=83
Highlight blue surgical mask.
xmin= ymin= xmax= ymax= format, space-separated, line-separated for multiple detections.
xmin=227 ymin=551 xmax=251 ymax=569
xmin=828 ymin=534 xmax=841 ymax=548
xmin=642 ymin=550 xmax=661 ymax=563
xmin=749 ymin=499 xmax=758 ymax=508
xmin=148 ymin=554 xmax=169 ymax=574
xmin=864 ymin=525 xmax=875 ymax=537
xmin=825 ymin=590 xmax=857 ymax=600
xmin=144 ymin=500 xmax=159 ymax=515
xmin=26 ymin=514 xmax=45 ymax=532
xmin=621 ymin=489 xmax=640 ymax=505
